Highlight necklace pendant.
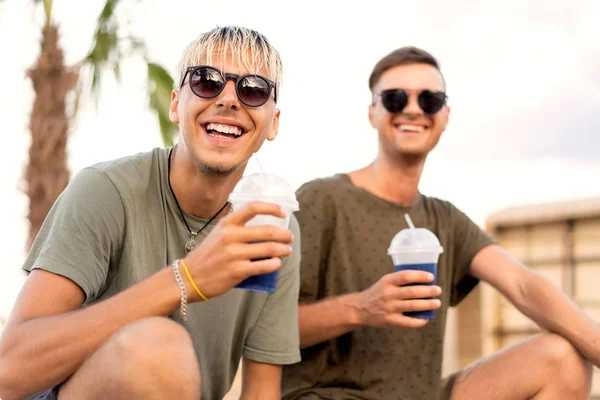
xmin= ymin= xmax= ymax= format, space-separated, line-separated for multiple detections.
xmin=185 ymin=233 xmax=197 ymax=254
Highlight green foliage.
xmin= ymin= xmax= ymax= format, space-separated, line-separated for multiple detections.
xmin=83 ymin=0 xmax=123 ymax=104
xmin=78 ymin=0 xmax=177 ymax=145
xmin=29 ymin=0 xmax=178 ymax=145
xmin=147 ymin=63 xmax=178 ymax=147
xmin=29 ymin=0 xmax=53 ymax=26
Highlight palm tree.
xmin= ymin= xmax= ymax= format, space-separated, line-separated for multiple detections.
xmin=25 ymin=0 xmax=177 ymax=250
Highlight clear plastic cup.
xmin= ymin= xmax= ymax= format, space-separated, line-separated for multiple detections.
xmin=228 ymin=172 xmax=299 ymax=293
xmin=387 ymin=214 xmax=444 ymax=319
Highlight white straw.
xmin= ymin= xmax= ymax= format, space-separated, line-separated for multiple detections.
xmin=253 ymin=153 xmax=266 ymax=173
xmin=404 ymin=213 xmax=416 ymax=229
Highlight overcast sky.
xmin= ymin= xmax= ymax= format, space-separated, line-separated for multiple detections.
xmin=1 ymin=0 xmax=599 ymax=319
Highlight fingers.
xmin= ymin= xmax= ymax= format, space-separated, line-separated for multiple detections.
xmin=384 ymin=313 xmax=430 ymax=329
xmin=386 ymin=270 xmax=436 ymax=286
xmin=235 ymin=257 xmax=284 ymax=278
xmin=381 ymin=283 xmax=442 ymax=300
xmin=399 ymin=284 xmax=442 ymax=299
xmin=387 ymin=299 xmax=442 ymax=314
xmin=224 ymin=201 xmax=288 ymax=226
xmin=228 ymin=241 xmax=293 ymax=261
xmin=246 ymin=257 xmax=284 ymax=275
xmin=225 ymin=225 xmax=294 ymax=245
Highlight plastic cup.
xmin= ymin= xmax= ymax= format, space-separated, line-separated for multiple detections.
xmin=387 ymin=214 xmax=444 ymax=319
xmin=228 ymin=172 xmax=299 ymax=293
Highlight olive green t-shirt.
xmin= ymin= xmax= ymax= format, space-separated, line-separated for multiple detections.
xmin=281 ymin=174 xmax=494 ymax=400
xmin=23 ymin=147 xmax=301 ymax=400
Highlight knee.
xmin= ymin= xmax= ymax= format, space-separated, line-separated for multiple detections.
xmin=106 ymin=317 xmax=201 ymax=395
xmin=540 ymin=333 xmax=592 ymax=394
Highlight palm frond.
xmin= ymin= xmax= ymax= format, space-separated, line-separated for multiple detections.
xmin=42 ymin=0 xmax=52 ymax=22
xmin=69 ymin=77 xmax=84 ymax=123
xmin=147 ymin=63 xmax=178 ymax=146
xmin=76 ymin=0 xmax=175 ymax=146
xmin=29 ymin=0 xmax=52 ymax=25
xmin=82 ymin=0 xmax=124 ymax=104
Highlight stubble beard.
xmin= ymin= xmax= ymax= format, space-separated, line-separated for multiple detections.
xmin=197 ymin=159 xmax=242 ymax=177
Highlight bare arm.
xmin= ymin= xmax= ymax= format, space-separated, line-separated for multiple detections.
xmin=0 ymin=268 xmax=181 ymax=400
xmin=0 ymin=202 xmax=294 ymax=400
xmin=299 ymin=293 xmax=362 ymax=348
xmin=298 ymin=271 xmax=442 ymax=348
xmin=239 ymin=358 xmax=281 ymax=400
xmin=470 ymin=244 xmax=600 ymax=367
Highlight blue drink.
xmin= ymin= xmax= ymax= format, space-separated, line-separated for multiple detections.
xmin=393 ymin=262 xmax=438 ymax=319
xmin=228 ymin=171 xmax=300 ymax=294
xmin=235 ymin=241 xmax=279 ymax=293
xmin=236 ymin=270 xmax=279 ymax=293
xmin=388 ymin=215 xmax=443 ymax=321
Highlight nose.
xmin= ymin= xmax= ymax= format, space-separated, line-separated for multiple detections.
xmin=402 ymin=93 xmax=423 ymax=116
xmin=216 ymin=80 xmax=240 ymax=110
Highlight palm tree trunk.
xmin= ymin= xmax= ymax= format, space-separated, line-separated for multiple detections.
xmin=25 ymin=24 xmax=78 ymax=251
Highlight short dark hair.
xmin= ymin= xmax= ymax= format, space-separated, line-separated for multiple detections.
xmin=368 ymin=46 xmax=442 ymax=92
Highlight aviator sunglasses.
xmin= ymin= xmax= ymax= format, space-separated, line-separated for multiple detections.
xmin=378 ymin=89 xmax=447 ymax=114
xmin=179 ymin=66 xmax=277 ymax=107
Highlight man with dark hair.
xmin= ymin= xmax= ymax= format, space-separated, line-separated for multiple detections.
xmin=281 ymin=46 xmax=600 ymax=400
xmin=368 ymin=46 xmax=442 ymax=90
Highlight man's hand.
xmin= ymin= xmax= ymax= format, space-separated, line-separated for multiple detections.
xmin=183 ymin=201 xmax=294 ymax=301
xmin=357 ymin=270 xmax=442 ymax=328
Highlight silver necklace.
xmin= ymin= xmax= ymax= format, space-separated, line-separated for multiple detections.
xmin=167 ymin=148 xmax=229 ymax=253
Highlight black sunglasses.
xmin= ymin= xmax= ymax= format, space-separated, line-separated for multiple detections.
xmin=378 ymin=89 xmax=447 ymax=114
xmin=179 ymin=66 xmax=277 ymax=107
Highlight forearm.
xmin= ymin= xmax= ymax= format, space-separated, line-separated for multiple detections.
xmin=0 ymin=267 xmax=180 ymax=399
xmin=299 ymin=292 xmax=362 ymax=348
xmin=239 ymin=385 xmax=280 ymax=400
xmin=240 ymin=392 xmax=278 ymax=400
xmin=517 ymin=273 xmax=600 ymax=365
xmin=239 ymin=358 xmax=281 ymax=400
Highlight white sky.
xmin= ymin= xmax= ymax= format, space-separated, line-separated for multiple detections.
xmin=1 ymin=0 xmax=599 ymax=320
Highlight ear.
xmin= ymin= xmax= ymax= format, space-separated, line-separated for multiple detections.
xmin=439 ymin=105 xmax=451 ymax=131
xmin=368 ymin=104 xmax=376 ymax=129
xmin=169 ymin=90 xmax=180 ymax=124
xmin=266 ymin=108 xmax=280 ymax=141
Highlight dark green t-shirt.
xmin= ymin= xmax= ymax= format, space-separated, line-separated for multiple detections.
xmin=23 ymin=147 xmax=301 ymax=400
xmin=281 ymin=174 xmax=494 ymax=400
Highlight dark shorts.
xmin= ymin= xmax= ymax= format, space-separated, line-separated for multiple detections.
xmin=31 ymin=387 xmax=60 ymax=400
xmin=440 ymin=371 xmax=460 ymax=400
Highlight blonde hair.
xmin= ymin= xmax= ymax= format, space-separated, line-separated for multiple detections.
xmin=175 ymin=26 xmax=283 ymax=92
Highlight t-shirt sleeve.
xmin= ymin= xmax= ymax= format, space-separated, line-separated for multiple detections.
xmin=294 ymin=183 xmax=336 ymax=304
xmin=450 ymin=204 xmax=496 ymax=306
xmin=243 ymin=214 xmax=301 ymax=365
xmin=22 ymin=167 xmax=126 ymax=303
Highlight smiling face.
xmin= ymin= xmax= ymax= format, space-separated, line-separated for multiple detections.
xmin=169 ymin=51 xmax=280 ymax=176
xmin=369 ymin=63 xmax=450 ymax=159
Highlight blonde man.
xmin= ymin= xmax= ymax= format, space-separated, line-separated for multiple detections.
xmin=0 ymin=26 xmax=300 ymax=400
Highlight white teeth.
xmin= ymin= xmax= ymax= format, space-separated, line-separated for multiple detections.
xmin=206 ymin=123 xmax=243 ymax=136
xmin=399 ymin=124 xmax=425 ymax=132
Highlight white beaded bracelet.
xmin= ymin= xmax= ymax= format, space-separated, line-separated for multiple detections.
xmin=171 ymin=259 xmax=188 ymax=321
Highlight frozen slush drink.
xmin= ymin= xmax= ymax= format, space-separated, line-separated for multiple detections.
xmin=388 ymin=215 xmax=443 ymax=319
xmin=228 ymin=172 xmax=299 ymax=293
